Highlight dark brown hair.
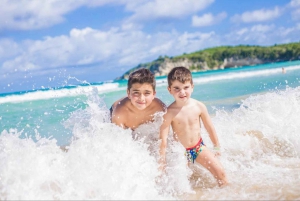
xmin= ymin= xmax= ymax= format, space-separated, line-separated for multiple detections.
xmin=127 ymin=68 xmax=156 ymax=90
xmin=167 ymin=66 xmax=193 ymax=86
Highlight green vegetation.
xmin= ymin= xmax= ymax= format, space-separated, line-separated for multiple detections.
xmin=117 ymin=42 xmax=300 ymax=79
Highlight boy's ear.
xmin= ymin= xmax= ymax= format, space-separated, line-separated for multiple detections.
xmin=167 ymin=86 xmax=171 ymax=93
xmin=191 ymin=84 xmax=194 ymax=92
xmin=127 ymin=89 xmax=130 ymax=99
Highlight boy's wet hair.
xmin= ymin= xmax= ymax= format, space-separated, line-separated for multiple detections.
xmin=127 ymin=68 xmax=156 ymax=90
xmin=167 ymin=66 xmax=193 ymax=86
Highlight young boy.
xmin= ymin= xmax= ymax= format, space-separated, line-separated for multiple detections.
xmin=111 ymin=68 xmax=166 ymax=130
xmin=159 ymin=66 xmax=228 ymax=186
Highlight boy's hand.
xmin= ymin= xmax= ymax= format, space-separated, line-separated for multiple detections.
xmin=213 ymin=146 xmax=221 ymax=157
xmin=158 ymin=159 xmax=166 ymax=173
xmin=156 ymin=162 xmax=166 ymax=185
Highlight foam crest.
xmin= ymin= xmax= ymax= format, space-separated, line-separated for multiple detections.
xmin=156 ymin=79 xmax=168 ymax=87
xmin=0 ymin=83 xmax=121 ymax=104
xmin=190 ymin=86 xmax=300 ymax=199
xmin=0 ymin=88 xmax=193 ymax=200
xmin=132 ymin=113 xmax=193 ymax=196
xmin=193 ymin=65 xmax=300 ymax=84
xmin=155 ymin=65 xmax=300 ymax=87
xmin=1 ymin=84 xmax=300 ymax=199
xmin=0 ymin=127 xmax=166 ymax=199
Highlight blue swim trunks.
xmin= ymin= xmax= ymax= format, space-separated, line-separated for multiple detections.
xmin=185 ymin=138 xmax=206 ymax=163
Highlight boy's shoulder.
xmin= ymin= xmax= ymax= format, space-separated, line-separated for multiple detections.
xmin=192 ymin=98 xmax=205 ymax=105
xmin=151 ymin=97 xmax=166 ymax=110
xmin=167 ymin=98 xmax=206 ymax=112
xmin=191 ymin=99 xmax=207 ymax=112
xmin=111 ymin=97 xmax=130 ymax=113
xmin=188 ymin=98 xmax=206 ymax=107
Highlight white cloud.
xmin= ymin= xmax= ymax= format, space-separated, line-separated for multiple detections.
xmin=226 ymin=23 xmax=299 ymax=45
xmin=0 ymin=0 xmax=73 ymax=30
xmin=250 ymin=24 xmax=275 ymax=32
xmin=0 ymin=0 xmax=126 ymax=30
xmin=236 ymin=28 xmax=248 ymax=36
xmin=0 ymin=0 xmax=216 ymax=35
xmin=277 ymin=23 xmax=300 ymax=36
xmin=235 ymin=24 xmax=274 ymax=36
xmin=292 ymin=8 xmax=300 ymax=20
xmin=0 ymin=39 xmax=21 ymax=61
xmin=127 ymin=0 xmax=215 ymax=22
xmin=286 ymin=0 xmax=300 ymax=21
xmin=192 ymin=12 xmax=227 ymax=27
xmin=0 ymin=26 xmax=221 ymax=78
xmin=2 ymin=20 xmax=298 ymax=77
xmin=0 ymin=0 xmax=215 ymax=31
xmin=231 ymin=7 xmax=282 ymax=23
xmin=226 ymin=24 xmax=273 ymax=44
xmin=290 ymin=0 xmax=300 ymax=7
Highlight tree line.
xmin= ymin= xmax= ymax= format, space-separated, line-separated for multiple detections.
xmin=117 ymin=42 xmax=300 ymax=79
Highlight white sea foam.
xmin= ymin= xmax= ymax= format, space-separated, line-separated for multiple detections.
xmin=155 ymin=65 xmax=300 ymax=87
xmin=1 ymin=84 xmax=300 ymax=200
xmin=0 ymin=83 xmax=123 ymax=104
xmin=193 ymin=65 xmax=300 ymax=84
xmin=0 ymin=89 xmax=191 ymax=200
xmin=191 ymin=86 xmax=300 ymax=200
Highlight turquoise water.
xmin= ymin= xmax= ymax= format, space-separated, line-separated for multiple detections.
xmin=1 ymin=61 xmax=300 ymax=200
xmin=1 ymin=61 xmax=300 ymax=145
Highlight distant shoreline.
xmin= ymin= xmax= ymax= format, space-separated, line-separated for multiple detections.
xmin=117 ymin=42 xmax=300 ymax=80
xmin=1 ymin=60 xmax=299 ymax=97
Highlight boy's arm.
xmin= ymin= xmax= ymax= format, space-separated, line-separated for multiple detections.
xmin=111 ymin=107 xmax=126 ymax=128
xmin=199 ymin=102 xmax=220 ymax=148
xmin=159 ymin=111 xmax=172 ymax=171
xmin=111 ymin=97 xmax=128 ymax=127
xmin=110 ymin=97 xmax=126 ymax=120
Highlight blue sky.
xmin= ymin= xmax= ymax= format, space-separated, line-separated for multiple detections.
xmin=1 ymin=0 xmax=300 ymax=93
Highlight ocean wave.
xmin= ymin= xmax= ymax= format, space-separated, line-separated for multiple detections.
xmin=0 ymin=83 xmax=122 ymax=104
xmin=193 ymin=65 xmax=300 ymax=84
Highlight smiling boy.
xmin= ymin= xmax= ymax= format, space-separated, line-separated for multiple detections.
xmin=111 ymin=68 xmax=166 ymax=130
xmin=159 ymin=66 xmax=228 ymax=186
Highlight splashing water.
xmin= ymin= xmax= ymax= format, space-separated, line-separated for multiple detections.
xmin=0 ymin=88 xmax=191 ymax=200
xmin=189 ymin=86 xmax=300 ymax=200
xmin=1 ymin=86 xmax=300 ymax=200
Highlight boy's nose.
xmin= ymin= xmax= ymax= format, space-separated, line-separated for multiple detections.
xmin=139 ymin=94 xmax=145 ymax=100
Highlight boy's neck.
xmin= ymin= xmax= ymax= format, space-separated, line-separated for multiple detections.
xmin=175 ymin=98 xmax=191 ymax=107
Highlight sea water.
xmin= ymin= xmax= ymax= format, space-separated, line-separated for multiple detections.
xmin=0 ymin=61 xmax=300 ymax=200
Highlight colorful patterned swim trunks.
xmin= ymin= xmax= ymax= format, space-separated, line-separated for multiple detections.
xmin=185 ymin=138 xmax=206 ymax=163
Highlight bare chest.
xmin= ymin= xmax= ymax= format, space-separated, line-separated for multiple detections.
xmin=171 ymin=108 xmax=201 ymax=132
xmin=124 ymin=112 xmax=154 ymax=129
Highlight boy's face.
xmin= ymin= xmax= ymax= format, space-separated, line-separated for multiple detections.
xmin=127 ymin=83 xmax=156 ymax=110
xmin=168 ymin=80 xmax=194 ymax=103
